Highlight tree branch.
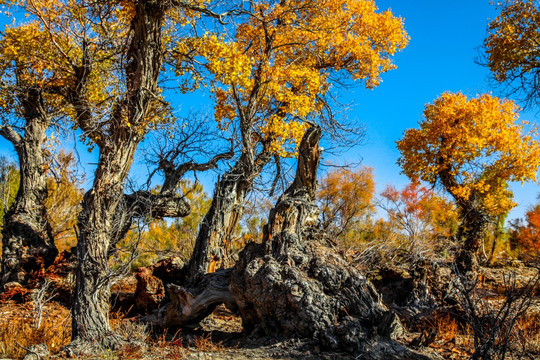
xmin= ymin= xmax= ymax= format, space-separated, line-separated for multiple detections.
xmin=0 ymin=125 xmax=22 ymax=148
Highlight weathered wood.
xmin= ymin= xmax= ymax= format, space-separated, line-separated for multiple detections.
xmin=229 ymin=126 xmax=428 ymax=357
xmin=0 ymin=89 xmax=57 ymax=286
xmin=148 ymin=269 xmax=236 ymax=328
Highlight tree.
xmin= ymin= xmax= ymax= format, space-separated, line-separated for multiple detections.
xmin=178 ymin=0 xmax=409 ymax=278
xmin=510 ymin=203 xmax=540 ymax=256
xmin=483 ymin=0 xmax=540 ymax=107
xmin=2 ymin=0 xmax=227 ymax=349
xmin=379 ymin=182 xmax=458 ymax=258
xmin=317 ymin=166 xmax=376 ymax=249
xmin=0 ymin=158 xmax=19 ymax=240
xmin=397 ymin=92 xmax=540 ymax=270
xmin=0 ymin=19 xmax=74 ymax=284
xmin=44 ymin=151 xmax=84 ymax=252
xmin=0 ymin=152 xmax=83 ymax=255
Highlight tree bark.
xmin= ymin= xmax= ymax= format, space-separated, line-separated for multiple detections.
xmin=186 ymin=150 xmax=272 ymax=278
xmin=70 ymin=1 xmax=168 ymax=349
xmin=0 ymin=89 xmax=57 ymax=286
xmin=71 ymin=142 xmax=140 ymax=348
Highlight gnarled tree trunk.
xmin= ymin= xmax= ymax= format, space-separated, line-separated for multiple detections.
xmin=70 ymin=1 xmax=169 ymax=350
xmin=152 ymin=126 xmax=429 ymax=358
xmin=439 ymin=167 xmax=488 ymax=272
xmin=71 ymin=142 xmax=140 ymax=349
xmin=0 ymin=89 xmax=57 ymax=286
xmin=187 ymin=151 xmax=271 ymax=279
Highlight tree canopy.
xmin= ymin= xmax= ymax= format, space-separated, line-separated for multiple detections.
xmin=397 ymin=92 xmax=540 ymax=217
xmin=484 ymin=0 xmax=540 ymax=107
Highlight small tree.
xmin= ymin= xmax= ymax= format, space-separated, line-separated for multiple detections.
xmin=510 ymin=203 xmax=540 ymax=258
xmin=397 ymin=92 xmax=540 ymax=270
xmin=379 ymin=182 xmax=458 ymax=259
xmin=318 ymin=166 xmax=376 ymax=249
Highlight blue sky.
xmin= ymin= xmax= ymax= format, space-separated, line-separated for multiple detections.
xmin=0 ymin=0 xmax=538 ymax=221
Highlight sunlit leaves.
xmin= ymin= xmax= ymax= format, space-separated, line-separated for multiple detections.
xmin=174 ymin=0 xmax=408 ymax=157
xmin=397 ymin=92 xmax=540 ymax=216
xmin=484 ymin=0 xmax=540 ymax=105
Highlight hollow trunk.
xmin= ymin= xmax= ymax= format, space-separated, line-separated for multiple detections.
xmin=0 ymin=90 xmax=57 ymax=286
xmin=187 ymin=152 xmax=271 ymax=278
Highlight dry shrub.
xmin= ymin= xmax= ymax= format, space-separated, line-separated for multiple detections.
xmin=0 ymin=302 xmax=71 ymax=358
xmin=432 ymin=314 xmax=473 ymax=348
xmin=434 ymin=314 xmax=460 ymax=342
xmin=110 ymin=307 xmax=149 ymax=344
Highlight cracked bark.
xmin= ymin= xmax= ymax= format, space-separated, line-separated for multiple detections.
xmin=150 ymin=126 xmax=430 ymax=358
xmin=0 ymin=89 xmax=57 ymax=286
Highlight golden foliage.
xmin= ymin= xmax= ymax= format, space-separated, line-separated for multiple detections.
xmin=175 ymin=0 xmax=408 ymax=157
xmin=397 ymin=92 xmax=540 ymax=216
xmin=484 ymin=0 xmax=540 ymax=103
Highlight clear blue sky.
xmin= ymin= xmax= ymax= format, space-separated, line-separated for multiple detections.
xmin=0 ymin=0 xmax=538 ymax=221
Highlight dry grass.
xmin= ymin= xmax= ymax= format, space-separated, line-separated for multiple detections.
xmin=514 ymin=312 xmax=540 ymax=354
xmin=192 ymin=333 xmax=224 ymax=352
xmin=0 ymin=302 xmax=71 ymax=358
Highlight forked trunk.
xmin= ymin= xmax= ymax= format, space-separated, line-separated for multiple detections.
xmin=0 ymin=90 xmax=57 ymax=286
xmin=69 ymin=1 xmax=167 ymax=350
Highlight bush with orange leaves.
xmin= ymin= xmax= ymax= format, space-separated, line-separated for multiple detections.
xmin=510 ymin=204 xmax=540 ymax=258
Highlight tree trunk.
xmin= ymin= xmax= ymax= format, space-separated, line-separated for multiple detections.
xmin=0 ymin=90 xmax=57 ymax=286
xmin=438 ymin=166 xmax=488 ymax=272
xmin=187 ymin=151 xmax=271 ymax=278
xmin=455 ymin=207 xmax=488 ymax=272
xmin=70 ymin=142 xmax=139 ymax=349
xmin=70 ymin=1 xmax=168 ymax=350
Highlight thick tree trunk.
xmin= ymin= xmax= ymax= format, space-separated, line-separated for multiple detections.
xmin=71 ymin=143 xmax=139 ymax=349
xmin=70 ymin=1 xmax=168 ymax=350
xmin=438 ymin=166 xmax=488 ymax=272
xmin=187 ymin=151 xmax=271 ymax=278
xmin=0 ymin=90 xmax=57 ymax=286
xmin=455 ymin=207 xmax=488 ymax=272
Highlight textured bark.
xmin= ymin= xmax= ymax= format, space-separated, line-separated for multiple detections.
xmin=70 ymin=1 xmax=167 ymax=349
xmin=0 ymin=89 xmax=57 ymax=286
xmin=187 ymin=150 xmax=272 ymax=278
xmin=438 ymin=166 xmax=488 ymax=272
xmin=71 ymin=142 xmax=139 ymax=348
xmin=229 ymin=126 xmax=427 ymax=357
